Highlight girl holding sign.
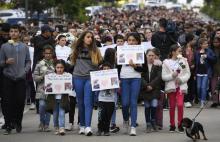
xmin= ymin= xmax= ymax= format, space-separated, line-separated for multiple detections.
xmin=103 ymin=48 xmax=120 ymax=133
xmin=46 ymin=60 xmax=70 ymax=136
xmin=120 ymin=32 xmax=142 ymax=136
xmin=96 ymin=62 xmax=116 ymax=136
xmin=71 ymin=31 xmax=102 ymax=136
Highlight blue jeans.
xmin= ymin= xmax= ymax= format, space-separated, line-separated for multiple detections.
xmin=196 ymin=75 xmax=209 ymax=102
xmin=53 ymin=99 xmax=65 ymax=128
xmin=111 ymin=108 xmax=116 ymax=125
xmin=111 ymin=93 xmax=118 ymax=125
xmin=39 ymin=99 xmax=50 ymax=126
xmin=144 ymin=99 xmax=158 ymax=124
xmin=121 ymin=78 xmax=141 ymax=127
xmin=94 ymin=91 xmax=99 ymax=104
xmin=73 ymin=77 xmax=93 ymax=127
xmin=144 ymin=99 xmax=158 ymax=108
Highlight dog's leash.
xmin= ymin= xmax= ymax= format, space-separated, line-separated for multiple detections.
xmin=191 ymin=101 xmax=209 ymax=128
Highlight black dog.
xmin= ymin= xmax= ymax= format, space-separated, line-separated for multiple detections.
xmin=181 ymin=118 xmax=208 ymax=142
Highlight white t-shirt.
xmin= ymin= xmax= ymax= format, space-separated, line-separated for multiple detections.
xmin=55 ymin=45 xmax=72 ymax=62
xmin=69 ymin=90 xmax=76 ymax=97
xmin=148 ymin=63 xmax=153 ymax=79
xmin=56 ymin=94 xmax=62 ymax=100
xmin=141 ymin=41 xmax=154 ymax=52
xmin=28 ymin=46 xmax=34 ymax=70
xmin=98 ymin=89 xmax=116 ymax=102
xmin=120 ymin=65 xmax=141 ymax=79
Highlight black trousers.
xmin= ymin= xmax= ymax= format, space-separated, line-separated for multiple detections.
xmin=2 ymin=76 xmax=26 ymax=126
xmin=69 ymin=96 xmax=76 ymax=124
xmin=26 ymin=80 xmax=36 ymax=104
xmin=184 ymin=75 xmax=196 ymax=102
xmin=98 ymin=102 xmax=115 ymax=132
xmin=0 ymin=70 xmax=5 ymax=116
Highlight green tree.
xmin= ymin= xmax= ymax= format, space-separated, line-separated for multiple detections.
xmin=187 ymin=0 xmax=192 ymax=3
xmin=8 ymin=0 xmax=97 ymax=22
xmin=57 ymin=0 xmax=96 ymax=22
xmin=15 ymin=0 xmax=55 ymax=14
xmin=202 ymin=0 xmax=220 ymax=20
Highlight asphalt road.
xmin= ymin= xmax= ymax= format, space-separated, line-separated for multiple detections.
xmin=0 ymin=104 xmax=219 ymax=142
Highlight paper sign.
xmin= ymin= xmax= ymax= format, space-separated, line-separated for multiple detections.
xmin=44 ymin=73 xmax=72 ymax=94
xmin=117 ymin=45 xmax=145 ymax=65
xmin=141 ymin=42 xmax=154 ymax=52
xmin=90 ymin=69 xmax=119 ymax=91
xmin=99 ymin=44 xmax=116 ymax=57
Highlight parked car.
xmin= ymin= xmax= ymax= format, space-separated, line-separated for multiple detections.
xmin=85 ymin=6 xmax=103 ymax=16
xmin=5 ymin=18 xmax=25 ymax=25
xmin=122 ymin=3 xmax=139 ymax=11
xmin=0 ymin=9 xmax=25 ymax=22
xmin=144 ymin=0 xmax=160 ymax=7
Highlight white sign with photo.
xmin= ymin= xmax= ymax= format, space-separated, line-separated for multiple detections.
xmin=44 ymin=73 xmax=72 ymax=94
xmin=99 ymin=44 xmax=116 ymax=57
xmin=90 ymin=69 xmax=119 ymax=91
xmin=117 ymin=45 xmax=145 ymax=65
xmin=141 ymin=42 xmax=154 ymax=52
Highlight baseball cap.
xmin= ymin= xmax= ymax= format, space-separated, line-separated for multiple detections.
xmin=41 ymin=25 xmax=55 ymax=33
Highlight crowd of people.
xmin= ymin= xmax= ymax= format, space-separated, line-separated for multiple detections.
xmin=0 ymin=6 xmax=220 ymax=137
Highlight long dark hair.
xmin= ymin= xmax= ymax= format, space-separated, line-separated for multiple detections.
xmin=146 ymin=48 xmax=157 ymax=56
xmin=54 ymin=59 xmax=66 ymax=73
xmin=212 ymin=37 xmax=220 ymax=48
xmin=127 ymin=32 xmax=141 ymax=45
xmin=71 ymin=31 xmax=102 ymax=65
xmin=103 ymin=48 xmax=116 ymax=67
xmin=168 ymin=44 xmax=180 ymax=58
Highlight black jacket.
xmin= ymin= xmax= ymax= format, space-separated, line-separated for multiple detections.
xmin=151 ymin=31 xmax=178 ymax=61
xmin=136 ymin=64 xmax=162 ymax=101
xmin=31 ymin=34 xmax=55 ymax=71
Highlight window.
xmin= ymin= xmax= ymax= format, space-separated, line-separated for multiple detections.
xmin=0 ymin=13 xmax=13 ymax=17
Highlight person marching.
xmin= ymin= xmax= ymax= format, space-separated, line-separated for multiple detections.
xmin=140 ymin=49 xmax=162 ymax=133
xmin=71 ymin=31 xmax=102 ymax=136
xmin=162 ymin=44 xmax=190 ymax=133
xmin=120 ymin=32 xmax=142 ymax=136
xmin=0 ymin=25 xmax=31 ymax=135
xmin=33 ymin=45 xmax=55 ymax=132
xmin=46 ymin=60 xmax=71 ymax=135
xmin=96 ymin=62 xmax=117 ymax=136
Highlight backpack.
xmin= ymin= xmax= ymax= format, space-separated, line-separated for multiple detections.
xmin=166 ymin=20 xmax=177 ymax=34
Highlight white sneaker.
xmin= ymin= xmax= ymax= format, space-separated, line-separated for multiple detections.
xmin=54 ymin=127 xmax=59 ymax=135
xmin=29 ymin=103 xmax=36 ymax=110
xmin=59 ymin=127 xmax=65 ymax=135
xmin=65 ymin=123 xmax=73 ymax=131
xmin=200 ymin=102 xmax=205 ymax=108
xmin=85 ymin=127 xmax=93 ymax=136
xmin=130 ymin=127 xmax=136 ymax=136
xmin=123 ymin=121 xmax=129 ymax=133
xmin=79 ymin=127 xmax=85 ymax=135
xmin=184 ymin=102 xmax=192 ymax=108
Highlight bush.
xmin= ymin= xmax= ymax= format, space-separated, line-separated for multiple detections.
xmin=202 ymin=2 xmax=220 ymax=21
